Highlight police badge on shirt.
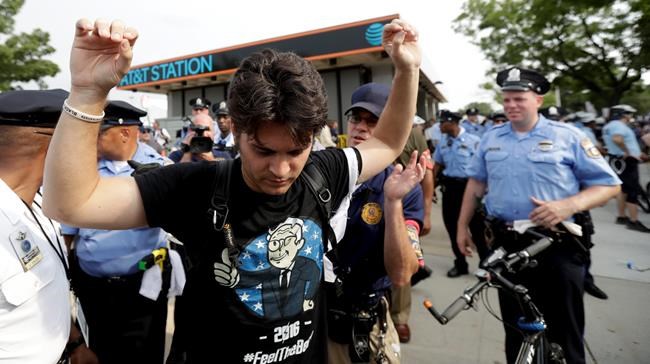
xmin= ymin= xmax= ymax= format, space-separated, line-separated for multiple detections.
xmin=9 ymin=227 xmax=43 ymax=271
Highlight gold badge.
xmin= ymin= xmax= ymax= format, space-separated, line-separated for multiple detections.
xmin=580 ymin=138 xmax=601 ymax=158
xmin=361 ymin=202 xmax=383 ymax=225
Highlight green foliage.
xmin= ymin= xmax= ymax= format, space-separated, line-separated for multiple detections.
xmin=0 ymin=0 xmax=59 ymax=90
xmin=455 ymin=0 xmax=649 ymax=110
xmin=461 ymin=101 xmax=494 ymax=116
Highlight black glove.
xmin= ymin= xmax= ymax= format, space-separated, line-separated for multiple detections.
xmin=128 ymin=160 xmax=162 ymax=176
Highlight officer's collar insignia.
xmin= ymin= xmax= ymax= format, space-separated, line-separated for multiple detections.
xmin=361 ymin=202 xmax=382 ymax=225
xmin=507 ymin=68 xmax=521 ymax=82
xmin=538 ymin=140 xmax=553 ymax=151
xmin=16 ymin=231 xmax=26 ymax=241
xmin=580 ymin=138 xmax=602 ymax=158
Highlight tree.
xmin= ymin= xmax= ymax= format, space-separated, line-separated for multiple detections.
xmin=0 ymin=0 xmax=59 ymax=90
xmin=460 ymin=101 xmax=494 ymax=116
xmin=455 ymin=0 xmax=650 ymax=110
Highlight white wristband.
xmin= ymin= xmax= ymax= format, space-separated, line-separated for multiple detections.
xmin=62 ymin=99 xmax=105 ymax=123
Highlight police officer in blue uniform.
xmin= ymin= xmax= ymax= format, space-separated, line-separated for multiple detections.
xmin=457 ymin=67 xmax=621 ymax=364
xmin=433 ymin=110 xmax=488 ymax=278
xmin=62 ymin=100 xmax=171 ymax=364
xmin=602 ymin=104 xmax=650 ymax=232
xmin=461 ymin=107 xmax=485 ymax=137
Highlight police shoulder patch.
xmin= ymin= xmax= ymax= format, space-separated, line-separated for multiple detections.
xmin=580 ymin=138 xmax=601 ymax=158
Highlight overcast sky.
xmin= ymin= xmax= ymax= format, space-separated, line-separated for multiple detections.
xmin=14 ymin=0 xmax=495 ymax=115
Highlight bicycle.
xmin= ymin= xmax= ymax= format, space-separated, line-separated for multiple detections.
xmin=423 ymin=228 xmax=567 ymax=364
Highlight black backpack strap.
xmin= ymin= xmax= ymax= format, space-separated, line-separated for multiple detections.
xmin=301 ymin=159 xmax=349 ymax=282
xmin=208 ymin=159 xmax=234 ymax=231
xmin=301 ymin=159 xmax=333 ymax=244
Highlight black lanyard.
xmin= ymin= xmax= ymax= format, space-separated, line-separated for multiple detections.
xmin=21 ymin=198 xmax=70 ymax=281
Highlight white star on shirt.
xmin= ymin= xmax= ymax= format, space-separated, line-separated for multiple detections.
xmin=304 ymin=246 xmax=313 ymax=255
xmin=256 ymin=241 xmax=265 ymax=250
xmin=240 ymin=292 xmax=250 ymax=302
xmin=256 ymin=262 xmax=266 ymax=270
xmin=254 ymin=302 xmax=263 ymax=311
xmin=241 ymin=251 xmax=251 ymax=259
xmin=311 ymin=232 xmax=319 ymax=240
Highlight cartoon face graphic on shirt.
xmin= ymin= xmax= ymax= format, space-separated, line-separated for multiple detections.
xmin=214 ymin=217 xmax=323 ymax=320
xmin=267 ymin=219 xmax=305 ymax=270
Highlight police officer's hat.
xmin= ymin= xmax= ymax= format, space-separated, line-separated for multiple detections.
xmin=212 ymin=100 xmax=229 ymax=116
xmin=490 ymin=110 xmax=507 ymax=120
xmin=102 ymin=100 xmax=146 ymax=129
xmin=610 ymin=104 xmax=636 ymax=114
xmin=496 ymin=67 xmax=551 ymax=95
xmin=189 ymin=97 xmax=211 ymax=110
xmin=0 ymin=89 xmax=68 ymax=128
xmin=540 ymin=106 xmax=567 ymax=121
xmin=438 ymin=110 xmax=462 ymax=123
xmin=466 ymin=107 xmax=480 ymax=116
xmin=345 ymin=83 xmax=390 ymax=118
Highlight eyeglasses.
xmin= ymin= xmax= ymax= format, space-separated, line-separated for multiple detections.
xmin=347 ymin=112 xmax=379 ymax=126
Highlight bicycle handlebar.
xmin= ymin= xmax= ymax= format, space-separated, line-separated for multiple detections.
xmin=423 ymin=232 xmax=554 ymax=325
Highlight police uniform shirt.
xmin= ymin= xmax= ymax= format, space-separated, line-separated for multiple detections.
xmin=434 ymin=127 xmax=481 ymax=178
xmin=0 ymin=179 xmax=70 ymax=363
xmin=461 ymin=119 xmax=485 ymax=138
xmin=214 ymin=132 xmax=235 ymax=148
xmin=575 ymin=124 xmax=598 ymax=146
xmin=602 ymin=119 xmax=641 ymax=158
xmin=61 ymin=142 xmax=168 ymax=277
xmin=467 ymin=115 xmax=621 ymax=222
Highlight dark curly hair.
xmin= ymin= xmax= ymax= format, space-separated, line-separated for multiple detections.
xmin=227 ymin=49 xmax=328 ymax=148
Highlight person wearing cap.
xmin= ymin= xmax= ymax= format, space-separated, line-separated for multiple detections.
xmin=0 ymin=89 xmax=96 ymax=363
xmin=61 ymin=100 xmax=172 ymax=364
xmin=432 ymin=110 xmax=488 ymax=278
xmin=188 ymin=97 xmax=211 ymax=117
xmin=456 ymin=67 xmax=621 ymax=363
xmin=602 ymin=104 xmax=650 ymax=232
xmin=461 ymin=107 xmax=485 ymax=137
xmin=326 ymin=82 xmax=425 ymax=363
xmin=45 ymin=18 xmax=422 ymax=363
xmin=487 ymin=110 xmax=507 ymax=130
xmin=212 ymin=100 xmax=237 ymax=158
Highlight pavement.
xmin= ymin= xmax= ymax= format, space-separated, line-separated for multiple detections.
xmin=402 ymin=199 xmax=650 ymax=364
xmin=163 ymin=199 xmax=650 ymax=363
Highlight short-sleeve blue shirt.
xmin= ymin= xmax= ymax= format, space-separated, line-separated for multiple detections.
xmin=602 ymin=119 xmax=641 ymax=158
xmin=467 ymin=115 xmax=620 ymax=222
xmin=461 ymin=120 xmax=485 ymax=138
xmin=433 ymin=128 xmax=481 ymax=178
xmin=61 ymin=142 xmax=169 ymax=277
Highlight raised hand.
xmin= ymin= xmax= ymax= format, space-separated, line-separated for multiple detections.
xmin=384 ymin=150 xmax=426 ymax=201
xmin=70 ymin=19 xmax=138 ymax=99
xmin=382 ymin=19 xmax=421 ymax=72
xmin=213 ymin=248 xmax=240 ymax=288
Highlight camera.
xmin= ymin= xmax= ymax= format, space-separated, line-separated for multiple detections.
xmin=189 ymin=124 xmax=214 ymax=154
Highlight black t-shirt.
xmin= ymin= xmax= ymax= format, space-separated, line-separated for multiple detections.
xmin=135 ymin=148 xmax=356 ymax=363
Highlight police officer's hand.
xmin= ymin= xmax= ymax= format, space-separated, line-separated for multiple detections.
xmin=70 ymin=19 xmax=138 ymax=98
xmin=214 ymin=248 xmax=239 ymax=288
xmin=384 ymin=150 xmax=426 ymax=200
xmin=456 ymin=228 xmax=475 ymax=257
xmin=529 ymin=196 xmax=578 ymax=229
xmin=382 ymin=19 xmax=421 ymax=72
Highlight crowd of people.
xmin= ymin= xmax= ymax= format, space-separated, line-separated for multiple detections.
xmin=0 ymin=16 xmax=647 ymax=364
